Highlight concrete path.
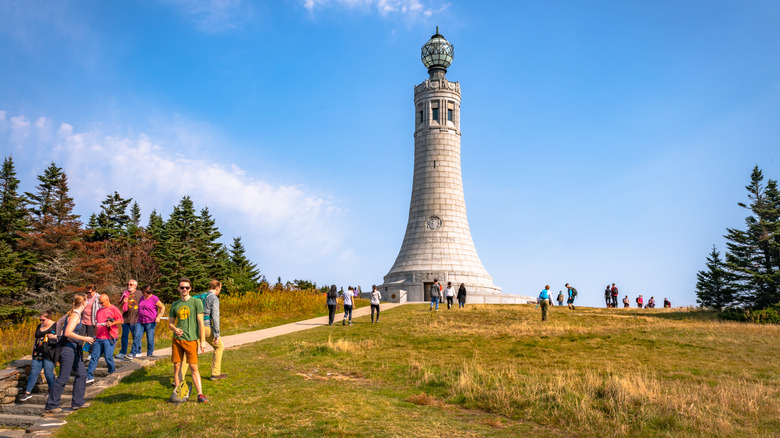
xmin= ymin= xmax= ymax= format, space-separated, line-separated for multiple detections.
xmin=155 ymin=302 xmax=406 ymax=356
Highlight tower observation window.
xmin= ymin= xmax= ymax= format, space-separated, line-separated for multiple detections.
xmin=419 ymin=110 xmax=424 ymax=124
xmin=447 ymin=108 xmax=453 ymax=121
xmin=432 ymin=108 xmax=439 ymax=122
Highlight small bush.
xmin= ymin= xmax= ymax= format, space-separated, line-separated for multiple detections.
xmin=719 ymin=304 xmax=780 ymax=324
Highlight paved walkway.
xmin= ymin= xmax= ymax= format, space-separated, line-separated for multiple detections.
xmin=155 ymin=302 xmax=406 ymax=356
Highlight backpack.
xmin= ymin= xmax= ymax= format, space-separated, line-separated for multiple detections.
xmin=571 ymin=287 xmax=578 ymax=297
xmin=193 ymin=292 xmax=211 ymax=321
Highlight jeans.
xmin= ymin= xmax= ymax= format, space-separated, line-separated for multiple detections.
xmin=446 ymin=296 xmax=454 ymax=309
xmin=370 ymin=304 xmax=380 ymax=322
xmin=46 ymin=344 xmax=86 ymax=409
xmin=120 ymin=323 xmax=142 ymax=356
xmin=343 ymin=304 xmax=353 ymax=321
xmin=25 ymin=357 xmax=55 ymax=394
xmin=139 ymin=322 xmax=157 ymax=356
xmin=458 ymin=299 xmax=465 ymax=308
xmin=430 ymin=296 xmax=439 ymax=310
xmin=87 ymin=338 xmax=116 ymax=380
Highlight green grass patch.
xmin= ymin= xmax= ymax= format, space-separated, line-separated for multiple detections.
xmin=55 ymin=304 xmax=780 ymax=437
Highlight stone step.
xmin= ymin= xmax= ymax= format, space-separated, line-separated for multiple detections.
xmin=0 ymin=413 xmax=41 ymax=428
xmin=29 ymin=384 xmax=71 ymax=395
xmin=0 ymin=404 xmax=45 ymax=416
xmin=19 ymin=394 xmax=71 ymax=405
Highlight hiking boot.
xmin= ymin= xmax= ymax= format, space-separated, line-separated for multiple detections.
xmin=86 ymin=378 xmax=95 ymax=385
xmin=210 ymin=374 xmax=228 ymax=381
xmin=348 ymin=321 xmax=352 ymax=325
xmin=19 ymin=393 xmax=32 ymax=402
xmin=114 ymin=353 xmax=125 ymax=360
xmin=122 ymin=355 xmax=134 ymax=361
xmin=45 ymin=407 xmax=63 ymax=414
xmin=198 ymin=394 xmax=209 ymax=403
xmin=71 ymin=402 xmax=91 ymax=410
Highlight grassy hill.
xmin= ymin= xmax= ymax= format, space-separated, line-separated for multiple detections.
xmin=55 ymin=304 xmax=780 ymax=437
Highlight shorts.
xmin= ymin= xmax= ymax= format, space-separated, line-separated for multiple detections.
xmin=171 ymin=339 xmax=198 ymax=365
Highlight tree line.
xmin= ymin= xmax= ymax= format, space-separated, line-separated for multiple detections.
xmin=0 ymin=156 xmax=263 ymax=323
xmin=696 ymin=166 xmax=780 ymax=321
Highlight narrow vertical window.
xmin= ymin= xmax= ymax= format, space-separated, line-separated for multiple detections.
xmin=419 ymin=110 xmax=424 ymax=124
xmin=432 ymin=108 xmax=439 ymax=121
xmin=447 ymin=108 xmax=453 ymax=121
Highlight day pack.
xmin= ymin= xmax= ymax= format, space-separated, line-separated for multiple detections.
xmin=193 ymin=292 xmax=211 ymax=321
xmin=571 ymin=287 xmax=578 ymax=297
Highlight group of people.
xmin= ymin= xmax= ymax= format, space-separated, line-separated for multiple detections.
xmin=326 ymin=285 xmax=383 ymax=325
xmin=428 ymin=279 xmax=467 ymax=311
xmin=22 ymin=277 xmax=227 ymax=411
xmin=537 ymin=283 xmax=578 ymax=321
xmin=605 ymin=284 xmax=671 ymax=308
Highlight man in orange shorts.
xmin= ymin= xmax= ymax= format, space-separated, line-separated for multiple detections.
xmin=168 ymin=277 xmax=208 ymax=403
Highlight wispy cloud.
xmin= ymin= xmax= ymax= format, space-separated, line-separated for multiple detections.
xmin=0 ymin=111 xmax=346 ymax=261
xmin=302 ymin=0 xmax=449 ymax=18
xmin=162 ymin=0 xmax=256 ymax=33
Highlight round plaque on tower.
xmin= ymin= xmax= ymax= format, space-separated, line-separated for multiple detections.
xmin=426 ymin=216 xmax=442 ymax=230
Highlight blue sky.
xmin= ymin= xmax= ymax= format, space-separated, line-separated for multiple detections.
xmin=2 ymin=0 xmax=779 ymax=307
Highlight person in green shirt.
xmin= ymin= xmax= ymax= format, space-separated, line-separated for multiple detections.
xmin=168 ymin=277 xmax=208 ymax=403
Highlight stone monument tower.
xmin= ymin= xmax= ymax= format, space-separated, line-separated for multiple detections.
xmin=381 ymin=29 xmax=521 ymax=304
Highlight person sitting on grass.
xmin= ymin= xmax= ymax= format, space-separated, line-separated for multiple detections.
xmin=86 ymin=294 xmax=123 ymax=385
xmin=648 ymin=297 xmax=656 ymax=308
xmin=663 ymin=298 xmax=671 ymax=308
xmin=169 ymin=277 xmax=208 ymax=404
xmin=623 ymin=295 xmax=630 ymax=308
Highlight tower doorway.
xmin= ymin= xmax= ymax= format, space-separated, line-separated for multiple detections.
xmin=423 ymin=282 xmax=433 ymax=302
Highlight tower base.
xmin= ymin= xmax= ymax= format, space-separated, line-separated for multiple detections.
xmin=380 ymin=270 xmax=534 ymax=304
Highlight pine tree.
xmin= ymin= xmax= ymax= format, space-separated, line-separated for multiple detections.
xmin=696 ymin=246 xmax=738 ymax=310
xmin=154 ymin=196 xmax=207 ymax=301
xmin=724 ymin=166 xmax=780 ymax=308
xmin=0 ymin=156 xmax=29 ymax=247
xmin=147 ymin=209 xmax=164 ymax=241
xmin=127 ymin=201 xmax=142 ymax=235
xmin=89 ymin=191 xmax=132 ymax=241
xmin=25 ymin=162 xmax=62 ymax=224
xmin=226 ymin=236 xmax=260 ymax=294
xmin=195 ymin=207 xmax=229 ymax=289
xmin=0 ymin=240 xmax=26 ymax=305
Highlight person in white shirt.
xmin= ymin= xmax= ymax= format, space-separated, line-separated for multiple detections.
xmin=342 ymin=286 xmax=354 ymax=326
xmin=444 ymin=282 xmax=456 ymax=310
xmin=369 ymin=285 xmax=381 ymax=323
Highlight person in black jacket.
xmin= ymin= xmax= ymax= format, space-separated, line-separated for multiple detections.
xmin=19 ymin=311 xmax=58 ymax=401
xmin=457 ymin=283 xmax=467 ymax=309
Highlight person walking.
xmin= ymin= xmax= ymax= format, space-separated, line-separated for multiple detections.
xmin=19 ymin=311 xmax=57 ymax=402
xmin=343 ymin=286 xmax=354 ymax=325
xmin=138 ymin=285 xmax=165 ymax=357
xmin=169 ymin=277 xmax=208 ymax=404
xmin=203 ymin=280 xmax=227 ymax=380
xmin=538 ymin=285 xmax=551 ymax=321
xmin=557 ymin=291 xmax=565 ymax=306
xmin=444 ymin=282 xmax=455 ymax=310
xmin=326 ymin=285 xmax=338 ymax=325
xmin=565 ymin=283 xmax=577 ymax=310
xmin=457 ymin=283 xmax=467 ymax=309
xmin=45 ymin=294 xmax=94 ymax=413
xmin=370 ymin=285 xmax=381 ymax=323
xmin=86 ymin=294 xmax=123 ymax=385
xmin=80 ymin=285 xmax=99 ymax=361
xmin=429 ymin=279 xmax=441 ymax=311
xmin=611 ymin=283 xmax=619 ymax=308
xmin=604 ymin=285 xmax=612 ymax=308
xmin=117 ymin=279 xmax=143 ymax=360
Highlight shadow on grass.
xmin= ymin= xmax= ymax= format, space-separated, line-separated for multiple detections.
xmin=638 ymin=309 xmax=720 ymax=321
xmin=95 ymin=392 xmax=162 ymax=404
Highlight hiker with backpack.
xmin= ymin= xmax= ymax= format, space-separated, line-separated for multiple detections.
xmin=636 ymin=295 xmax=644 ymax=308
xmin=565 ymin=283 xmax=578 ymax=310
xmin=557 ymin=291 xmax=565 ymax=306
xmin=19 ymin=311 xmax=57 ymax=402
xmin=537 ymin=285 xmax=551 ymax=321
xmin=196 ymin=280 xmax=227 ymax=380
xmin=429 ymin=279 xmax=442 ymax=311
xmin=604 ymin=285 xmax=612 ymax=308
xmin=611 ymin=283 xmax=619 ymax=308
xmin=326 ymin=285 xmax=338 ymax=325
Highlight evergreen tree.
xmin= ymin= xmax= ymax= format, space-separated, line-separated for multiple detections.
xmin=89 ymin=191 xmax=132 ymax=241
xmin=195 ymin=207 xmax=229 ymax=287
xmin=696 ymin=246 xmax=738 ymax=310
xmin=0 ymin=240 xmax=27 ymax=307
xmin=226 ymin=236 xmax=260 ymax=294
xmin=724 ymin=166 xmax=780 ymax=308
xmin=127 ymin=201 xmax=142 ymax=235
xmin=147 ymin=209 xmax=164 ymax=241
xmin=25 ymin=162 xmax=62 ymax=224
xmin=154 ymin=196 xmax=207 ymax=301
xmin=0 ymin=156 xmax=29 ymax=247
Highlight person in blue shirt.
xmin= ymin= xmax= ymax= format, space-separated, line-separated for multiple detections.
xmin=565 ymin=283 xmax=577 ymax=310
xmin=538 ymin=285 xmax=551 ymax=321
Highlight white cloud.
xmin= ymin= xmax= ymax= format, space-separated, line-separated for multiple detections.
xmin=1 ymin=112 xmax=347 ymax=268
xmin=302 ymin=0 xmax=449 ymax=17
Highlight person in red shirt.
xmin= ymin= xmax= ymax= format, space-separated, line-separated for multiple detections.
xmin=86 ymin=294 xmax=123 ymax=384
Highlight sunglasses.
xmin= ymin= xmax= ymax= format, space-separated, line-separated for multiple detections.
xmin=178 ymin=286 xmax=191 ymax=290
